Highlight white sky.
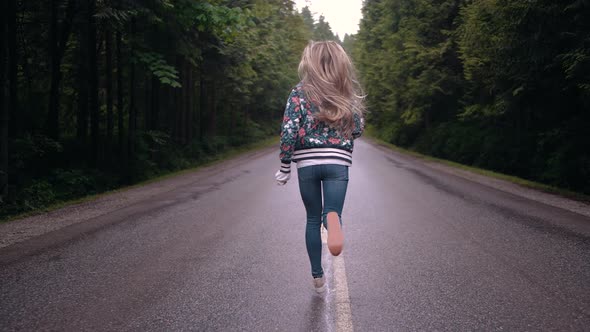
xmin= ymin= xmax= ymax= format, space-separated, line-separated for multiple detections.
xmin=294 ymin=0 xmax=363 ymax=39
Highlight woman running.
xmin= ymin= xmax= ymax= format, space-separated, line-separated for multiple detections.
xmin=275 ymin=41 xmax=365 ymax=293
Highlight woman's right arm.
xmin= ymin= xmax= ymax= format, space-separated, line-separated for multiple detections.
xmin=352 ymin=112 xmax=365 ymax=139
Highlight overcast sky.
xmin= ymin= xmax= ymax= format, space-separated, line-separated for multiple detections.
xmin=294 ymin=0 xmax=364 ymax=39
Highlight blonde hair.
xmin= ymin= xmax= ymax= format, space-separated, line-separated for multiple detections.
xmin=298 ymin=41 xmax=365 ymax=137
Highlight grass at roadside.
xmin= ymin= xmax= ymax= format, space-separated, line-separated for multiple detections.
xmin=1 ymin=137 xmax=278 ymax=223
xmin=364 ymin=132 xmax=590 ymax=204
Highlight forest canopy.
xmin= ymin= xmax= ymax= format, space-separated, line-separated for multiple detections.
xmin=0 ymin=0 xmax=337 ymax=218
xmin=2 ymin=0 xmax=588 ymax=219
xmin=354 ymin=0 xmax=590 ymax=195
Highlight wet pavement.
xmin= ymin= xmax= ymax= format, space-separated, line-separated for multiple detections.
xmin=1 ymin=139 xmax=589 ymax=331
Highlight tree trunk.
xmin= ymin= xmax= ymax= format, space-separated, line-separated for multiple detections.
xmin=243 ymin=106 xmax=249 ymax=141
xmin=77 ymin=1 xmax=89 ymax=142
xmin=187 ymin=64 xmax=193 ymax=142
xmin=144 ymin=72 xmax=151 ymax=131
xmin=151 ymin=76 xmax=159 ymax=131
xmin=173 ymin=84 xmax=179 ymax=143
xmin=208 ymin=81 xmax=216 ymax=137
xmin=128 ymin=63 xmax=136 ymax=158
xmin=116 ymin=30 xmax=124 ymax=151
xmin=173 ymin=55 xmax=184 ymax=143
xmin=47 ymin=0 xmax=75 ymax=140
xmin=7 ymin=0 xmax=17 ymax=138
xmin=180 ymin=60 xmax=188 ymax=144
xmin=163 ymin=86 xmax=172 ymax=136
xmin=199 ymin=66 xmax=206 ymax=140
xmin=1 ymin=0 xmax=8 ymax=199
xmin=88 ymin=0 xmax=99 ymax=167
xmin=128 ymin=18 xmax=136 ymax=160
xmin=230 ymin=102 xmax=235 ymax=139
xmin=105 ymin=28 xmax=113 ymax=145
xmin=47 ymin=0 xmax=59 ymax=139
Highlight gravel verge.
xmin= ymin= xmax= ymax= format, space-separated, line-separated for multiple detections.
xmin=0 ymin=146 xmax=275 ymax=249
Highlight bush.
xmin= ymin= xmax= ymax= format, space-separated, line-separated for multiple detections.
xmin=11 ymin=134 xmax=63 ymax=176
xmin=17 ymin=180 xmax=56 ymax=211
xmin=52 ymin=169 xmax=94 ymax=198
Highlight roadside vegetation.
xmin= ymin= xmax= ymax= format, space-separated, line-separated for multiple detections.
xmin=353 ymin=0 xmax=590 ymax=196
xmin=0 ymin=1 xmax=338 ymax=219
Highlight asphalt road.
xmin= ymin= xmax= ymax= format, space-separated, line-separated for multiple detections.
xmin=1 ymin=139 xmax=589 ymax=331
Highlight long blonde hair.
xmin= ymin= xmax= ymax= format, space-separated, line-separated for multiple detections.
xmin=298 ymin=41 xmax=365 ymax=137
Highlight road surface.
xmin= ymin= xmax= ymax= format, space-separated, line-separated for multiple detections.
xmin=1 ymin=139 xmax=589 ymax=331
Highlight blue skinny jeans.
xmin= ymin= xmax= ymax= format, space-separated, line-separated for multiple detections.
xmin=297 ymin=164 xmax=349 ymax=278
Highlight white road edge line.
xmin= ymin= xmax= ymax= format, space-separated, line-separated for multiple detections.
xmin=322 ymin=226 xmax=354 ymax=332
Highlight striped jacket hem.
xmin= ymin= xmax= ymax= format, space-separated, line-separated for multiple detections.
xmin=292 ymin=147 xmax=352 ymax=166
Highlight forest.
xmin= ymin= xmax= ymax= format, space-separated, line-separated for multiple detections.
xmin=2 ymin=0 xmax=589 ymax=219
xmin=353 ymin=0 xmax=590 ymax=195
xmin=0 ymin=0 xmax=338 ymax=218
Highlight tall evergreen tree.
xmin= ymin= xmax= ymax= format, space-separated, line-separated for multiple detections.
xmin=356 ymin=0 xmax=590 ymax=193
xmin=0 ymin=0 xmax=314 ymax=218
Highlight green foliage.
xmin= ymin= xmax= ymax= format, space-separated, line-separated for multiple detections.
xmin=191 ymin=1 xmax=245 ymax=40
xmin=18 ymin=180 xmax=56 ymax=211
xmin=51 ymin=169 xmax=96 ymax=199
xmin=136 ymin=51 xmax=181 ymax=87
xmin=342 ymin=34 xmax=356 ymax=55
xmin=356 ymin=0 xmax=590 ymax=194
xmin=12 ymin=134 xmax=63 ymax=172
xmin=299 ymin=5 xmax=340 ymax=42
xmin=1 ymin=0 xmax=317 ymax=218
xmin=314 ymin=15 xmax=338 ymax=41
xmin=300 ymin=6 xmax=315 ymax=39
xmin=95 ymin=6 xmax=135 ymax=26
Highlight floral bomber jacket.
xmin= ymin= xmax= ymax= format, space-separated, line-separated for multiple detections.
xmin=279 ymin=84 xmax=364 ymax=172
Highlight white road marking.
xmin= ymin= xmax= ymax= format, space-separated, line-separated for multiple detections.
xmin=333 ymin=255 xmax=354 ymax=332
xmin=322 ymin=226 xmax=354 ymax=332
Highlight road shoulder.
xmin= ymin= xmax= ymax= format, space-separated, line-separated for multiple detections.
xmin=364 ymin=137 xmax=590 ymax=219
xmin=0 ymin=145 xmax=277 ymax=249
